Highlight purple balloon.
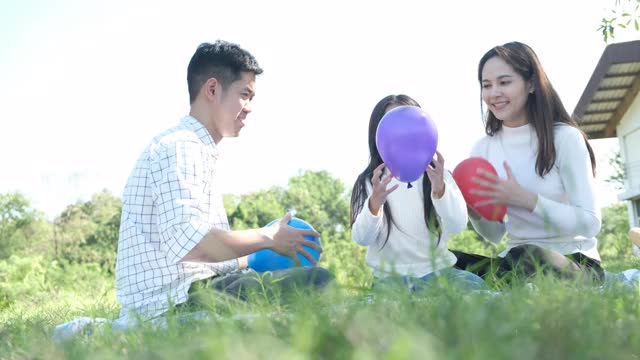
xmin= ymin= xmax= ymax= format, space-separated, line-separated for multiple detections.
xmin=375 ymin=106 xmax=438 ymax=184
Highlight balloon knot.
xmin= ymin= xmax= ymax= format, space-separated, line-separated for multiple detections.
xmin=407 ymin=183 xmax=413 ymax=189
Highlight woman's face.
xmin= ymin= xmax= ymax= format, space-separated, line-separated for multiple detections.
xmin=481 ymin=56 xmax=533 ymax=127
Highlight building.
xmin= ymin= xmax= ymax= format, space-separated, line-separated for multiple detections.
xmin=573 ymin=40 xmax=640 ymax=251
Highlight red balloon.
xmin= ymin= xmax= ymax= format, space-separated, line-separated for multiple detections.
xmin=452 ymin=157 xmax=507 ymax=222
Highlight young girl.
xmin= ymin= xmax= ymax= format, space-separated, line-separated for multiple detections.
xmin=451 ymin=42 xmax=604 ymax=283
xmin=350 ymin=94 xmax=485 ymax=291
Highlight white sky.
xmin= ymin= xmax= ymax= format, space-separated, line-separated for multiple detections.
xmin=1 ymin=0 xmax=637 ymax=219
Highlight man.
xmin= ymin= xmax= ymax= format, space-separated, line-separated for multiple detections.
xmin=115 ymin=40 xmax=332 ymax=319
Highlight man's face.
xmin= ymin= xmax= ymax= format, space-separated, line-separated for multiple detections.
xmin=210 ymin=71 xmax=256 ymax=142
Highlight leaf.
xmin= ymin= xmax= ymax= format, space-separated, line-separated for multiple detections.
xmin=635 ymin=19 xmax=639 ymax=30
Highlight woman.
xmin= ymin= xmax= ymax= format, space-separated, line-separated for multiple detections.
xmin=451 ymin=41 xmax=604 ymax=284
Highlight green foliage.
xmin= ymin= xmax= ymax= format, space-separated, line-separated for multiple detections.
xmin=0 ymin=192 xmax=49 ymax=259
xmin=3 ymin=277 xmax=640 ymax=359
xmin=55 ymin=190 xmax=121 ymax=272
xmin=283 ymin=170 xmax=350 ymax=238
xmin=1 ymin=170 xmax=640 ymax=359
xmin=226 ymin=187 xmax=287 ymax=229
xmin=225 ymin=170 xmax=367 ymax=287
xmin=599 ymin=202 xmax=631 ymax=259
xmin=319 ymin=230 xmax=371 ymax=289
xmin=0 ymin=255 xmax=113 ymax=311
xmin=599 ymin=0 xmax=640 ymax=42
xmin=606 ymin=149 xmax=626 ymax=190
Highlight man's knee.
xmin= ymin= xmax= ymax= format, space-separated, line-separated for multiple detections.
xmin=305 ymin=267 xmax=334 ymax=287
xmin=272 ymin=266 xmax=334 ymax=288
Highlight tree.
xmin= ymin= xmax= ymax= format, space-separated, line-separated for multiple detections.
xmin=55 ymin=190 xmax=121 ymax=271
xmin=225 ymin=170 xmax=351 ymax=237
xmin=283 ymin=170 xmax=350 ymax=238
xmin=0 ymin=192 xmax=47 ymax=259
xmin=599 ymin=0 xmax=640 ymax=42
xmin=226 ymin=187 xmax=287 ymax=229
xmin=606 ymin=149 xmax=626 ymax=190
xmin=598 ymin=202 xmax=631 ymax=258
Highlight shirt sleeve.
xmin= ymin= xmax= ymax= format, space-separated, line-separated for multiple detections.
xmin=150 ymin=140 xmax=216 ymax=264
xmin=531 ymin=127 xmax=601 ymax=238
xmin=469 ymin=216 xmax=507 ymax=244
xmin=431 ymin=171 xmax=468 ymax=235
xmin=351 ymin=180 xmax=385 ymax=246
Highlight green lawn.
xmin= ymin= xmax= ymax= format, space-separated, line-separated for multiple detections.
xmin=2 ymin=256 xmax=640 ymax=360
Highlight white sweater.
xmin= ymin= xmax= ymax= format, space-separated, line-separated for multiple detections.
xmin=469 ymin=123 xmax=602 ymax=261
xmin=352 ymin=171 xmax=468 ymax=278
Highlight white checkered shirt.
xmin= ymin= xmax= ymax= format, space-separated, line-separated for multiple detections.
xmin=116 ymin=115 xmax=239 ymax=319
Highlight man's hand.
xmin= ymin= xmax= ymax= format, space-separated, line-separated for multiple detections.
xmin=261 ymin=212 xmax=323 ymax=266
xmin=238 ymin=256 xmax=248 ymax=269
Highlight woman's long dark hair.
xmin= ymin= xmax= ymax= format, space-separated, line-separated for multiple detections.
xmin=349 ymin=94 xmax=440 ymax=248
xmin=478 ymin=41 xmax=596 ymax=177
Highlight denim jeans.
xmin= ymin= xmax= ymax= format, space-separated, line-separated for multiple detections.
xmin=374 ymin=267 xmax=487 ymax=292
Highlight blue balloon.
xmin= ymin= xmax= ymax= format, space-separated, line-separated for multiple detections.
xmin=247 ymin=217 xmax=322 ymax=272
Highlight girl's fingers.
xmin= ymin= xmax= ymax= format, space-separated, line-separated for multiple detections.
xmin=373 ymin=163 xmax=385 ymax=179
xmin=435 ymin=150 xmax=444 ymax=166
xmin=385 ymin=183 xmax=399 ymax=195
xmin=382 ymin=173 xmax=394 ymax=186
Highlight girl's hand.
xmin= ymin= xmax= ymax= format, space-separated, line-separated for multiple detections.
xmin=368 ymin=163 xmax=399 ymax=215
xmin=426 ymin=151 xmax=445 ymax=199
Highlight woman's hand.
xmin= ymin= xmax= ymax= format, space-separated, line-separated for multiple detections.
xmin=470 ymin=161 xmax=538 ymax=211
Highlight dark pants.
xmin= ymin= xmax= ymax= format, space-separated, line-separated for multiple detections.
xmin=451 ymin=244 xmax=604 ymax=285
xmin=185 ymin=267 xmax=334 ymax=306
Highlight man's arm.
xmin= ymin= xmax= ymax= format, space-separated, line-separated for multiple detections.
xmin=181 ymin=212 xmax=322 ymax=266
xmin=151 ymin=141 xmax=321 ymax=266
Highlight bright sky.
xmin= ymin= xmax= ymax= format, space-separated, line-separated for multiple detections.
xmin=1 ymin=0 xmax=637 ymax=219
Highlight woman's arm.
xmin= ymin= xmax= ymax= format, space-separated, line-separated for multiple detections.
xmin=530 ymin=128 xmax=601 ymax=238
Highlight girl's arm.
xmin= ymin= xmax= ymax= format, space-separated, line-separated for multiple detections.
xmin=352 ymin=181 xmax=385 ymax=246
xmin=431 ymin=171 xmax=468 ymax=235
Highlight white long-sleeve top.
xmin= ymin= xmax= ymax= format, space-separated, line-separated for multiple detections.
xmin=469 ymin=123 xmax=602 ymax=261
xmin=352 ymin=171 xmax=468 ymax=278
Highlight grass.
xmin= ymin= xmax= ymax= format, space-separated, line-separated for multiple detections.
xmin=2 ymin=257 xmax=640 ymax=360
